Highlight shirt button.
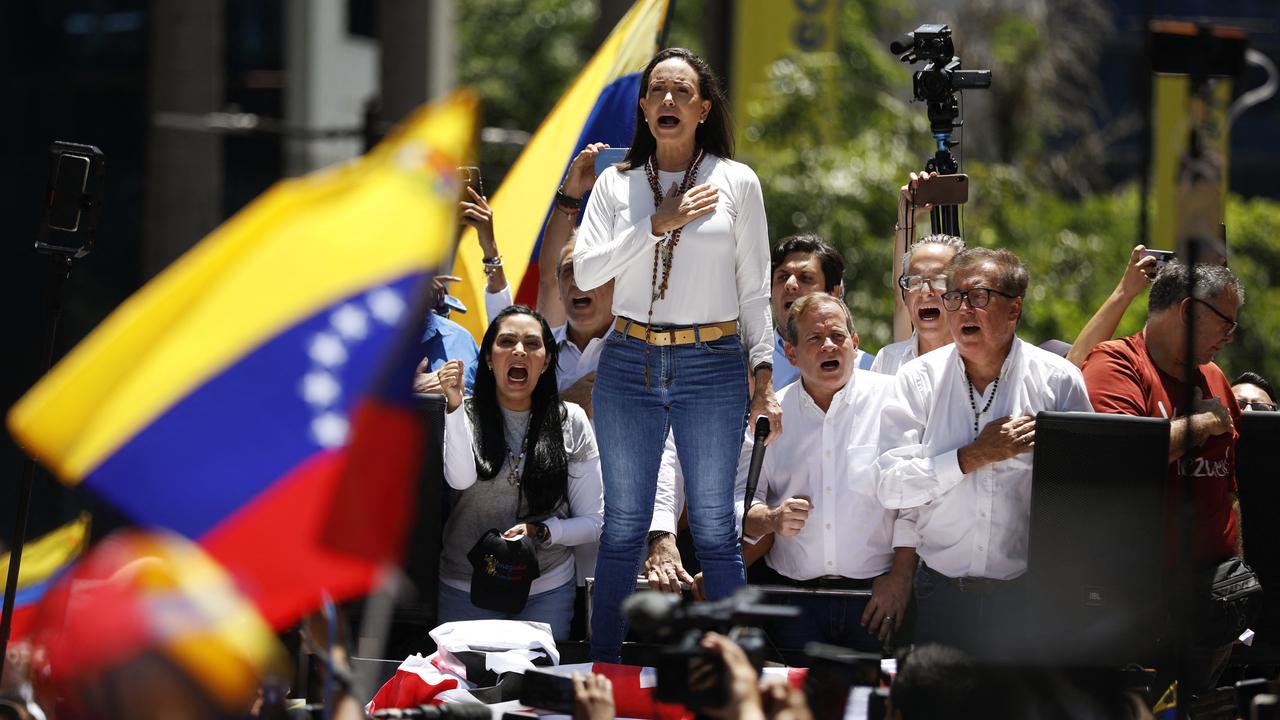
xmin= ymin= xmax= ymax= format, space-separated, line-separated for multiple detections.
xmin=977 ymin=545 xmax=985 ymax=552
xmin=979 ymin=510 xmax=986 ymax=518
xmin=825 ymin=450 xmax=831 ymax=458
xmin=826 ymin=523 xmax=832 ymax=530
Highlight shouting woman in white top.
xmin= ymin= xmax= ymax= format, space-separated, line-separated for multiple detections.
xmin=573 ymin=47 xmax=780 ymax=662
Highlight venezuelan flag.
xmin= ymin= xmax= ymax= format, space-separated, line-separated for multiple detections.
xmin=0 ymin=513 xmax=90 ymax=640
xmin=450 ymin=0 xmax=671 ymax=338
xmin=28 ymin=530 xmax=286 ymax=712
xmin=7 ymin=92 xmax=478 ymax=628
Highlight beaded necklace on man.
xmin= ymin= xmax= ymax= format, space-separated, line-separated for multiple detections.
xmin=966 ymin=373 xmax=1001 ymax=435
xmin=640 ymin=148 xmax=706 ymax=386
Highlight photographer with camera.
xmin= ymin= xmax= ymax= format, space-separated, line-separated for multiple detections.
xmin=695 ymin=633 xmax=817 ymax=720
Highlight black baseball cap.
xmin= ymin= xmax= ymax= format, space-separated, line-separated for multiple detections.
xmin=467 ymin=529 xmax=541 ymax=614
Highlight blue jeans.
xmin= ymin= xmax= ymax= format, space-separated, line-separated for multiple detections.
xmin=437 ymin=578 xmax=577 ymax=641
xmin=589 ymin=327 xmax=749 ymax=661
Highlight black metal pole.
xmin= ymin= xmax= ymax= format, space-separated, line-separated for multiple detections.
xmin=1173 ymin=240 xmax=1200 ymax=720
xmin=0 ymin=255 xmax=72 ymax=687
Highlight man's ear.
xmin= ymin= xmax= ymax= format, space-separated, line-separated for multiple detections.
xmin=852 ymin=333 xmax=861 ymax=353
xmin=783 ymin=339 xmax=798 ymax=367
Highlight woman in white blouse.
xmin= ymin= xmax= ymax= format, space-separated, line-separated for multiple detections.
xmin=571 ymin=47 xmax=781 ymax=662
xmin=436 ymin=306 xmax=603 ymax=640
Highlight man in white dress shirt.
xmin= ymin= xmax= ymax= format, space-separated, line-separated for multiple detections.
xmin=874 ymin=247 xmax=1092 ymax=657
xmin=740 ymin=293 xmax=916 ymax=651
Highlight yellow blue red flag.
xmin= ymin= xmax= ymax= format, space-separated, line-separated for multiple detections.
xmin=7 ymin=91 xmax=478 ymax=628
xmin=0 ymin=513 xmax=90 ymax=640
xmin=28 ymin=530 xmax=287 ymax=712
xmin=452 ymin=0 xmax=670 ymax=336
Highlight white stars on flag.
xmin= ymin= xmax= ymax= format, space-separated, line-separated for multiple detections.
xmin=300 ymin=284 xmax=408 ymax=448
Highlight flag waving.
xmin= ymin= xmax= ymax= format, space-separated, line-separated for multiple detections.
xmin=7 ymin=91 xmax=479 ymax=628
xmin=0 ymin=513 xmax=90 ymax=641
xmin=450 ymin=0 xmax=670 ymax=339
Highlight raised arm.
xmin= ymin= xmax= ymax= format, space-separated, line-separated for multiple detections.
xmin=1066 ymin=245 xmax=1157 ymax=367
xmin=538 ymin=143 xmax=607 ymax=324
xmin=892 ymin=172 xmax=937 ymax=342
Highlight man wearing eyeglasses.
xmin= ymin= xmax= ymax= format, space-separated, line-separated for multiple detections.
xmin=873 ymin=247 xmax=1092 ymax=657
xmin=1081 ymin=261 xmax=1245 ymax=693
xmin=871 ymin=235 xmax=965 ymax=375
xmin=1231 ymin=371 xmax=1275 ymax=413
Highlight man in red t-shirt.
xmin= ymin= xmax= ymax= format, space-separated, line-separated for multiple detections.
xmin=1081 ymin=260 xmax=1244 ymax=693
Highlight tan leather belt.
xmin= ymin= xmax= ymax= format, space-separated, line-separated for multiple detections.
xmin=614 ymin=317 xmax=739 ymax=347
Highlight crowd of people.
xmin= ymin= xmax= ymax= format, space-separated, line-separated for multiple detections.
xmin=414 ymin=46 xmax=1271 ymax=711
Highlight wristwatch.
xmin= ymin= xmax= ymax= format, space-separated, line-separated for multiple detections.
xmin=533 ymin=522 xmax=551 ymax=543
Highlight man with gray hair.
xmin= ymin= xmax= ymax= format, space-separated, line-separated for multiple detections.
xmin=872 ymin=234 xmax=966 ymax=374
xmin=1081 ymin=260 xmax=1245 ymax=692
xmin=875 ymin=247 xmax=1092 ymax=657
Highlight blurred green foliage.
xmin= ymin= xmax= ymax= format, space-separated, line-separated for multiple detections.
xmin=458 ymin=0 xmax=1279 ymax=383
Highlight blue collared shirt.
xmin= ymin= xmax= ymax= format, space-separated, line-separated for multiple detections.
xmin=421 ymin=312 xmax=479 ymax=392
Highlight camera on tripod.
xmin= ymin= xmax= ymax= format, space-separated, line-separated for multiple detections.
xmin=890 ymin=24 xmax=991 ymax=134
xmin=889 ymin=23 xmax=991 ymax=237
xmin=623 ymin=587 xmax=799 ymax=712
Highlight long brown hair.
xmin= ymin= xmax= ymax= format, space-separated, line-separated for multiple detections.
xmin=622 ymin=47 xmax=734 ymax=170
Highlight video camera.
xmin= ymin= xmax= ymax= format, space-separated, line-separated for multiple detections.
xmin=890 ymin=24 xmax=991 ymax=136
xmin=623 ymin=586 xmax=798 ymax=712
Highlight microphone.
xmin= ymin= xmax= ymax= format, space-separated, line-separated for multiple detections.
xmin=753 ymin=415 xmax=771 ymax=442
xmin=742 ymin=417 xmax=771 ymax=539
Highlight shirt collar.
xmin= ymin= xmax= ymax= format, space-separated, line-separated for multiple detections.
xmin=797 ymin=369 xmax=857 ymax=414
xmin=950 ymin=336 xmax=1022 ymax=379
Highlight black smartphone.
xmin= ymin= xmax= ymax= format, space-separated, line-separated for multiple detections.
xmin=457 ymin=166 xmax=484 ymax=197
xmin=518 ymin=669 xmax=576 ymax=714
xmin=911 ymin=173 xmax=968 ymax=206
xmin=38 ymin=141 xmax=106 ymax=258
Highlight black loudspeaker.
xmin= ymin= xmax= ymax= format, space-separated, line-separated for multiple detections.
xmin=1023 ymin=412 xmax=1170 ymax=666
xmin=1236 ymin=411 xmax=1280 ymax=646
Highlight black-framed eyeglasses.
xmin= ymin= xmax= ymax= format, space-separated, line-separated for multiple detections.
xmin=941 ymin=287 xmax=1020 ymax=312
xmin=898 ymin=274 xmax=948 ymax=293
xmin=1241 ymin=401 xmax=1277 ymax=412
xmin=1190 ymin=297 xmax=1238 ymax=336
